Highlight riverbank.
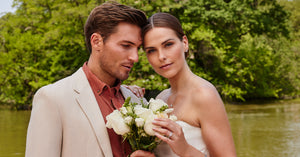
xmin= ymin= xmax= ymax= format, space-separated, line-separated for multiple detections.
xmin=1 ymin=99 xmax=300 ymax=156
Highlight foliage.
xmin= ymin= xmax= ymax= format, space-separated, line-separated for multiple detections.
xmin=0 ymin=0 xmax=93 ymax=109
xmin=125 ymin=0 xmax=300 ymax=101
xmin=0 ymin=0 xmax=299 ymax=109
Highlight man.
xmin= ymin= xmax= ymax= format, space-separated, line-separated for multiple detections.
xmin=25 ymin=2 xmax=153 ymax=157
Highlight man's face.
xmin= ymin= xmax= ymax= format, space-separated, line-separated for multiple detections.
xmin=96 ymin=22 xmax=142 ymax=85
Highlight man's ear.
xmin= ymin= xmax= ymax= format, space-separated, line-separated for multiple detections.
xmin=90 ymin=33 xmax=103 ymax=52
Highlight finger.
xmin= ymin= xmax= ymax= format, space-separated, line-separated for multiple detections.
xmin=138 ymin=88 xmax=146 ymax=97
xmin=137 ymin=88 xmax=143 ymax=97
xmin=152 ymin=118 xmax=175 ymax=130
xmin=142 ymin=88 xmax=145 ymax=96
xmin=155 ymin=132 xmax=172 ymax=144
xmin=131 ymin=87 xmax=139 ymax=96
xmin=133 ymin=85 xmax=144 ymax=97
xmin=131 ymin=85 xmax=143 ymax=97
xmin=123 ymin=85 xmax=129 ymax=88
xmin=130 ymin=150 xmax=155 ymax=157
xmin=153 ymin=126 xmax=170 ymax=137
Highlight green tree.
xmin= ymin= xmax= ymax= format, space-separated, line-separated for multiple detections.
xmin=0 ymin=0 xmax=299 ymax=109
xmin=125 ymin=0 xmax=299 ymax=101
xmin=0 ymin=0 xmax=94 ymax=109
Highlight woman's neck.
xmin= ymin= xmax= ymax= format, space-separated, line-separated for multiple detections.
xmin=168 ymin=63 xmax=194 ymax=94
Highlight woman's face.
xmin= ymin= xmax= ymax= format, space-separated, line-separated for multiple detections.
xmin=143 ymin=27 xmax=188 ymax=78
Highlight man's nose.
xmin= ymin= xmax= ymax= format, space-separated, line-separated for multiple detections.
xmin=128 ymin=49 xmax=139 ymax=63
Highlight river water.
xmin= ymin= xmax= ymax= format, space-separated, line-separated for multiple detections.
xmin=227 ymin=99 xmax=300 ymax=156
xmin=0 ymin=99 xmax=300 ymax=157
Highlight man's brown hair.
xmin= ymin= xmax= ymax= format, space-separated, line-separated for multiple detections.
xmin=84 ymin=2 xmax=147 ymax=53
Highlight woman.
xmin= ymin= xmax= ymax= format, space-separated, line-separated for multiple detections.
xmin=142 ymin=13 xmax=236 ymax=157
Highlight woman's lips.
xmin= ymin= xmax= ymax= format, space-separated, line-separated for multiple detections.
xmin=160 ymin=63 xmax=172 ymax=69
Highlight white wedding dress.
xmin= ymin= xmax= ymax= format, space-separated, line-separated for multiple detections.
xmin=154 ymin=121 xmax=209 ymax=157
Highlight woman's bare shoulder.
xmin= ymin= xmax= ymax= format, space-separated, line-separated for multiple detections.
xmin=191 ymin=77 xmax=223 ymax=106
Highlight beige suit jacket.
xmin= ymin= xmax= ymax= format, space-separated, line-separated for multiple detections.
xmin=25 ymin=68 xmax=146 ymax=157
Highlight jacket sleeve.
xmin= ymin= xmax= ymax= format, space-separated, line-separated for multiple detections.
xmin=120 ymin=85 xmax=148 ymax=104
xmin=25 ymin=86 xmax=62 ymax=157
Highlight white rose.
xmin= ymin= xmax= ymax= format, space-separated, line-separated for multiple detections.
xmin=124 ymin=116 xmax=133 ymax=124
xmin=135 ymin=118 xmax=144 ymax=127
xmin=120 ymin=107 xmax=128 ymax=115
xmin=149 ymin=98 xmax=168 ymax=112
xmin=157 ymin=112 xmax=168 ymax=118
xmin=126 ymin=106 xmax=133 ymax=114
xmin=169 ymin=115 xmax=177 ymax=121
xmin=134 ymin=105 xmax=154 ymax=120
xmin=163 ymin=108 xmax=174 ymax=114
xmin=144 ymin=114 xmax=156 ymax=136
xmin=106 ymin=110 xmax=130 ymax=135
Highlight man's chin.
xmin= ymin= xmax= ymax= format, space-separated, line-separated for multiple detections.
xmin=118 ymin=74 xmax=129 ymax=81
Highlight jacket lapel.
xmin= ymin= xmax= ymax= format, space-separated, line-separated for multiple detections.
xmin=72 ymin=68 xmax=113 ymax=157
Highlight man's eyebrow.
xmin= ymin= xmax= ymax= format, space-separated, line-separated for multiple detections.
xmin=144 ymin=46 xmax=154 ymax=50
xmin=121 ymin=40 xmax=137 ymax=45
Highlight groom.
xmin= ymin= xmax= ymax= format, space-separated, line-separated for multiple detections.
xmin=25 ymin=2 xmax=154 ymax=157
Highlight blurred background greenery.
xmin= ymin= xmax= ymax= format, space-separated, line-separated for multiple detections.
xmin=0 ymin=0 xmax=299 ymax=110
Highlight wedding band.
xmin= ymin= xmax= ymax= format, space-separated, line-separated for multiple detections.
xmin=168 ymin=132 xmax=173 ymax=138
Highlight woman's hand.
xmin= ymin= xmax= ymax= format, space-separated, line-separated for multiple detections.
xmin=152 ymin=118 xmax=192 ymax=156
xmin=130 ymin=150 xmax=155 ymax=157
xmin=123 ymin=85 xmax=145 ymax=98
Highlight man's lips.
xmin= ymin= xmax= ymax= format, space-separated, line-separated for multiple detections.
xmin=122 ymin=64 xmax=133 ymax=70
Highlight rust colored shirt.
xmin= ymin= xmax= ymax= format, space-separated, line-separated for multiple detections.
xmin=82 ymin=62 xmax=132 ymax=157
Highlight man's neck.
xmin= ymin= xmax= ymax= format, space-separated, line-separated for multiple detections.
xmin=86 ymin=61 xmax=117 ymax=87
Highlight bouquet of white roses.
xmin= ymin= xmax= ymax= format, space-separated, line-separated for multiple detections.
xmin=106 ymin=97 xmax=177 ymax=151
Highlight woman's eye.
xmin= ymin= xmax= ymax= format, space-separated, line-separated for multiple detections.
xmin=165 ymin=42 xmax=173 ymax=47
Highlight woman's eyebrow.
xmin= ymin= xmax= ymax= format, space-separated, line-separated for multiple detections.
xmin=144 ymin=38 xmax=175 ymax=50
xmin=161 ymin=38 xmax=175 ymax=45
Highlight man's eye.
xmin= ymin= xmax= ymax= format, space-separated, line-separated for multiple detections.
xmin=122 ymin=44 xmax=131 ymax=48
xmin=146 ymin=49 xmax=155 ymax=54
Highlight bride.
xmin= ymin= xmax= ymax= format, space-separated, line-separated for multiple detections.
xmin=141 ymin=12 xmax=236 ymax=157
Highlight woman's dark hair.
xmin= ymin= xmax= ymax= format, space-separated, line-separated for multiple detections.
xmin=142 ymin=13 xmax=185 ymax=40
xmin=142 ymin=12 xmax=189 ymax=57
xmin=84 ymin=2 xmax=147 ymax=53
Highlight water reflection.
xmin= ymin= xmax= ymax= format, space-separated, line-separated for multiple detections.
xmin=0 ymin=110 xmax=30 ymax=157
xmin=0 ymin=99 xmax=299 ymax=156
xmin=226 ymin=99 xmax=300 ymax=157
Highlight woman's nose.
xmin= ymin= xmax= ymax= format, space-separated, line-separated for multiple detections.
xmin=158 ymin=50 xmax=166 ymax=61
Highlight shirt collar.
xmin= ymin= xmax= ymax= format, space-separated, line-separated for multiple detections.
xmin=82 ymin=62 xmax=122 ymax=95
